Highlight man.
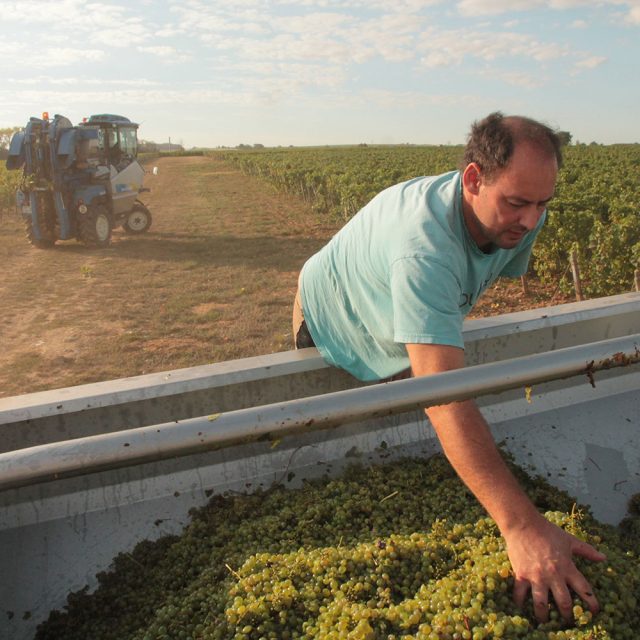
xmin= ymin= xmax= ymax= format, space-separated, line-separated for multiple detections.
xmin=292 ymin=112 xmax=606 ymax=623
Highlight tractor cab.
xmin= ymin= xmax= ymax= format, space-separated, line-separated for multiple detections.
xmin=80 ymin=114 xmax=139 ymax=173
xmin=79 ymin=114 xmax=146 ymax=218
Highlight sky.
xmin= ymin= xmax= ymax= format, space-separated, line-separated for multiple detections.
xmin=1 ymin=0 xmax=639 ymax=148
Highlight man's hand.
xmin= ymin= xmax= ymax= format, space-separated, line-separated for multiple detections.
xmin=504 ymin=514 xmax=606 ymax=622
xmin=405 ymin=342 xmax=607 ymax=624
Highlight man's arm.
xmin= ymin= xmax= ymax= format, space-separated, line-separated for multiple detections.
xmin=406 ymin=342 xmax=606 ymax=623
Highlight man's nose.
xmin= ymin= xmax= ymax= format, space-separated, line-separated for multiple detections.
xmin=520 ymin=206 xmax=543 ymax=230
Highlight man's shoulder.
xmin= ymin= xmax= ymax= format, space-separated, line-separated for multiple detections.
xmin=390 ymin=170 xmax=460 ymax=194
xmin=370 ymin=171 xmax=461 ymax=214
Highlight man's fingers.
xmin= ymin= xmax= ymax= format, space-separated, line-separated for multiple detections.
xmin=508 ymin=526 xmax=605 ymax=623
xmin=531 ymin=585 xmax=550 ymax=623
xmin=569 ymin=539 xmax=603 ymax=614
xmin=512 ymin=577 xmax=530 ymax=609
xmin=567 ymin=572 xmax=600 ymax=615
xmin=572 ymin=538 xmax=606 ymax=563
xmin=549 ymin=581 xmax=574 ymax=622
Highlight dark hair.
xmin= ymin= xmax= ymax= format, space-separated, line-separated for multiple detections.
xmin=462 ymin=111 xmax=563 ymax=180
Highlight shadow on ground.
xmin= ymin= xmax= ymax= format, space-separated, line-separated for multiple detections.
xmin=48 ymin=232 xmax=328 ymax=271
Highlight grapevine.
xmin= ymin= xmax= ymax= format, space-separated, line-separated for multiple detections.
xmin=0 ymin=163 xmax=22 ymax=219
xmin=213 ymin=144 xmax=640 ymax=298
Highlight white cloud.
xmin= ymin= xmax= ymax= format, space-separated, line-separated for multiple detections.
xmin=479 ymin=69 xmax=546 ymax=89
xmin=275 ymin=0 xmax=442 ymax=10
xmin=0 ymin=87 xmax=254 ymax=108
xmin=0 ymin=0 xmax=85 ymax=22
xmin=90 ymin=21 xmax=151 ymax=48
xmin=0 ymin=0 xmax=638 ymax=146
xmin=0 ymin=62 xmax=349 ymax=113
xmin=7 ymin=76 xmax=161 ymax=87
xmin=212 ymin=32 xmax=365 ymax=65
xmin=456 ymin=0 xmax=543 ymax=17
xmin=420 ymin=51 xmax=450 ymax=68
xmin=547 ymin=0 xmax=594 ymax=7
xmin=137 ymin=46 xmax=192 ymax=62
xmin=0 ymin=45 xmax=106 ymax=68
xmin=455 ymin=0 xmax=640 ymax=20
xmin=416 ymin=28 xmax=570 ymax=67
xmin=169 ymin=3 xmax=432 ymax=67
xmin=0 ymin=1 xmax=156 ymax=50
xmin=625 ymin=2 xmax=640 ymax=24
xmin=169 ymin=3 xmax=268 ymax=36
xmin=351 ymin=13 xmax=423 ymax=62
xmin=573 ymin=55 xmax=607 ymax=69
xmin=358 ymin=89 xmax=478 ymax=108
xmin=529 ymin=42 xmax=569 ymax=61
xmin=223 ymin=61 xmax=347 ymax=88
xmin=155 ymin=26 xmax=184 ymax=38
xmin=273 ymin=11 xmax=353 ymax=33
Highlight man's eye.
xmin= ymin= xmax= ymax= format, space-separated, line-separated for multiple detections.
xmin=508 ymin=201 xmax=525 ymax=208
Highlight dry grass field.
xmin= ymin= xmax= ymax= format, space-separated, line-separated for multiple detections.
xmin=0 ymin=155 xmax=572 ymax=399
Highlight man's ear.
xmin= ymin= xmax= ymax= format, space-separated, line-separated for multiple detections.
xmin=462 ymin=163 xmax=482 ymax=196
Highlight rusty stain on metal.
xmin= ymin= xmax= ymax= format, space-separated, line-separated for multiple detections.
xmin=584 ymin=344 xmax=640 ymax=388
xmin=585 ymin=360 xmax=596 ymax=388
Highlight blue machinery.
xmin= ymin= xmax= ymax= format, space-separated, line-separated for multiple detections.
xmin=6 ymin=113 xmax=150 ymax=247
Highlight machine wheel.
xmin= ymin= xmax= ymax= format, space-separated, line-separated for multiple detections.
xmin=78 ymin=203 xmax=112 ymax=248
xmin=25 ymin=192 xmax=56 ymax=249
xmin=122 ymin=201 xmax=152 ymax=234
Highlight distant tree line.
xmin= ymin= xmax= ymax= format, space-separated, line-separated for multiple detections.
xmin=0 ymin=129 xmax=187 ymax=159
xmin=0 ymin=128 xmax=580 ymax=161
xmin=138 ymin=140 xmax=185 ymax=153
xmin=0 ymin=127 xmax=21 ymax=160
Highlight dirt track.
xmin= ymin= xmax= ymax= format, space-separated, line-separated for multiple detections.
xmin=0 ymin=155 xmax=571 ymax=399
xmin=0 ymin=156 xmax=337 ymax=398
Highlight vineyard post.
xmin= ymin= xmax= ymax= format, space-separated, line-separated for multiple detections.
xmin=520 ymin=275 xmax=530 ymax=296
xmin=635 ymin=268 xmax=640 ymax=292
xmin=570 ymin=249 xmax=584 ymax=301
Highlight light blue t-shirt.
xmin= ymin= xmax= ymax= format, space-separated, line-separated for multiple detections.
xmin=300 ymin=171 xmax=544 ymax=381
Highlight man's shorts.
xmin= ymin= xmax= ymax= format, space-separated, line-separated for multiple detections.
xmin=292 ymin=284 xmax=315 ymax=349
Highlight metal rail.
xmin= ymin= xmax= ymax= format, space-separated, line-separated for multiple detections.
xmin=1 ymin=334 xmax=638 ymax=492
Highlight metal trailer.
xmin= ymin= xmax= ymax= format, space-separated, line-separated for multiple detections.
xmin=1 ymin=293 xmax=639 ymax=640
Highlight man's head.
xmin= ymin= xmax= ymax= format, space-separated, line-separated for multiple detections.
xmin=461 ymin=112 xmax=561 ymax=251
xmin=462 ymin=111 xmax=563 ymax=181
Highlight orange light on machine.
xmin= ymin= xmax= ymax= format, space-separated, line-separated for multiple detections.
xmin=42 ymin=111 xmax=49 ymax=120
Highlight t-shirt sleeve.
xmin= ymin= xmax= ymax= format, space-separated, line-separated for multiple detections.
xmin=390 ymin=256 xmax=464 ymax=348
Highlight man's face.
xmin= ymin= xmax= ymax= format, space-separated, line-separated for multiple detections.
xmin=463 ymin=142 xmax=558 ymax=251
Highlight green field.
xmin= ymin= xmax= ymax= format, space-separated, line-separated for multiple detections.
xmin=212 ymin=144 xmax=640 ymax=298
xmin=4 ymin=143 xmax=639 ymax=298
xmin=0 ymin=160 xmax=21 ymax=214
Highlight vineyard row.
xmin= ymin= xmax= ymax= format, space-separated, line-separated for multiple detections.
xmin=2 ymin=144 xmax=638 ymax=298
xmin=212 ymin=144 xmax=640 ymax=299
